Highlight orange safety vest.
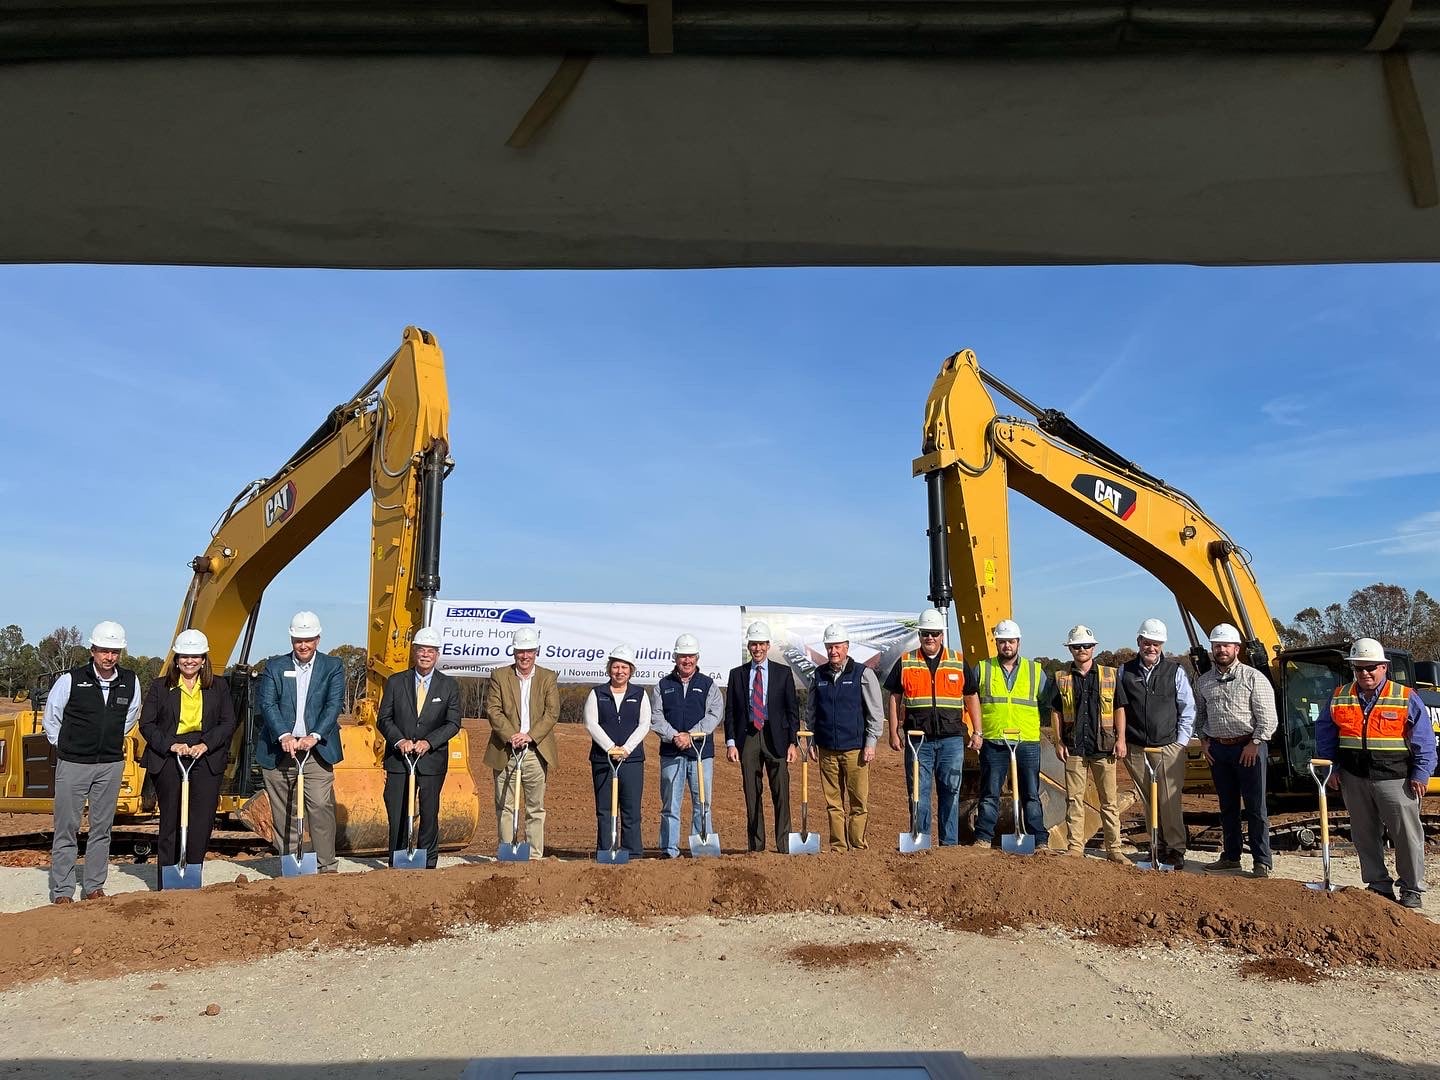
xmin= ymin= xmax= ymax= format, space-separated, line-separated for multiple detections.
xmin=1331 ymin=679 xmax=1413 ymax=781
xmin=898 ymin=648 xmax=969 ymax=738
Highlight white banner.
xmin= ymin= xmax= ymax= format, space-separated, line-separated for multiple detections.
xmin=432 ymin=600 xmax=741 ymax=685
xmin=743 ymin=607 xmax=919 ymax=683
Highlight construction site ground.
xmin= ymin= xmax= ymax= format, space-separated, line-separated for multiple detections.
xmin=1 ymin=722 xmax=1438 ymax=1079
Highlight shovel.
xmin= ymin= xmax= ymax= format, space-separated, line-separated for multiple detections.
xmin=161 ymin=753 xmax=204 ymax=890
xmin=1306 ymin=758 xmax=1337 ymax=892
xmin=786 ymin=729 xmax=821 ymax=855
xmin=391 ymin=751 xmax=427 ymax=870
xmin=899 ymin=729 xmax=932 ymax=853
xmin=595 ymin=747 xmax=630 ymax=865
xmin=281 ymin=749 xmax=319 ymax=877
xmin=1135 ymin=747 xmax=1174 ymax=871
xmin=686 ymin=731 xmax=722 ymax=858
xmin=496 ymin=747 xmax=532 ymax=862
xmin=1000 ymin=728 xmax=1036 ymax=856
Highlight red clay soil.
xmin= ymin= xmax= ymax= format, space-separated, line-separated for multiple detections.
xmin=2 ymin=843 xmax=1439 ymax=992
xmin=787 ymin=940 xmax=912 ymax=969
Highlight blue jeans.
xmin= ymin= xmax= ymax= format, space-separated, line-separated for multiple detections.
xmin=903 ymin=734 xmax=966 ymax=844
xmin=658 ymin=753 xmax=715 ymax=857
xmin=974 ymin=740 xmax=1046 ymax=843
xmin=1209 ymin=738 xmax=1271 ymax=867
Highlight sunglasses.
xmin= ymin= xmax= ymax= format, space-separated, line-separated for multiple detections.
xmin=1068 ymin=644 xmax=1093 ymax=651
xmin=1352 ymin=663 xmax=1383 ymax=674
xmin=919 ymin=630 xmax=943 ymax=638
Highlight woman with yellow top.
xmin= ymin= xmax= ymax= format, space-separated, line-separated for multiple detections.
xmin=139 ymin=629 xmax=238 ymax=888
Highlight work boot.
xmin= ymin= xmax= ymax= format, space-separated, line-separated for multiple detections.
xmin=1105 ymin=851 xmax=1129 ymax=865
xmin=1252 ymin=864 xmax=1271 ymax=879
xmin=1400 ymin=891 xmax=1424 ymax=910
xmin=1204 ymin=858 xmax=1243 ymax=873
xmin=1367 ymin=884 xmax=1399 ymax=903
xmin=51 ymin=896 xmax=73 ymax=905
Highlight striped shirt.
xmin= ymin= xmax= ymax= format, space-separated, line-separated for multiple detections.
xmin=1193 ymin=662 xmax=1278 ymax=741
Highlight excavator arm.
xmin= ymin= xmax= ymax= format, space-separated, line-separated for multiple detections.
xmin=912 ymin=349 xmax=1279 ymax=672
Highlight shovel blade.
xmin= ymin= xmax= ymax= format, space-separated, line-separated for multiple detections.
xmin=496 ymin=842 xmax=532 ymax=863
xmin=281 ymin=851 xmax=318 ymax=877
xmin=390 ymin=847 xmax=428 ymax=870
xmin=161 ymin=863 xmax=204 ymax=890
xmin=899 ymin=831 xmax=932 ymax=854
xmin=1135 ymin=860 xmax=1175 ymax=872
xmin=1305 ymin=882 xmax=1339 ymax=891
xmin=1001 ymin=834 xmax=1037 ymax=856
xmin=786 ymin=832 xmax=821 ymax=855
xmin=594 ymin=848 xmax=629 ymax=865
xmin=688 ymin=832 xmax=722 ymax=858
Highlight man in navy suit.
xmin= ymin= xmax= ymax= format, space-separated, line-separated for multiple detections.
xmin=725 ymin=620 xmax=799 ymax=852
xmin=255 ymin=610 xmax=346 ymax=872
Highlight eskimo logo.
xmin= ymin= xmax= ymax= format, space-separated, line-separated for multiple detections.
xmin=264 ymin=481 xmax=297 ymax=528
xmin=445 ymin=606 xmax=536 ymax=623
xmin=1072 ymin=473 xmax=1137 ymax=520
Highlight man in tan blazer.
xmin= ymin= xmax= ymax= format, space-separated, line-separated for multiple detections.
xmin=483 ymin=627 xmax=560 ymax=858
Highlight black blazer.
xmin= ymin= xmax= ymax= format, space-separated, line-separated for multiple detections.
xmin=725 ymin=659 xmax=799 ymax=757
xmin=138 ymin=676 xmax=238 ymax=777
xmin=376 ymin=668 xmax=462 ymax=775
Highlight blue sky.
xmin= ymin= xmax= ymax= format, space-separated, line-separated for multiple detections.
xmin=1 ymin=263 xmax=1437 ymax=662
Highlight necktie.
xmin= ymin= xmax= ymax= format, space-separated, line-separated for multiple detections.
xmin=415 ymin=679 xmax=426 ymax=716
xmin=750 ymin=665 xmax=765 ymax=731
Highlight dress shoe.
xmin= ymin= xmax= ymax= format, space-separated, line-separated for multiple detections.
xmin=1400 ymin=891 xmax=1424 ymax=910
xmin=1367 ymin=884 xmax=1398 ymax=903
xmin=51 ymin=896 xmax=74 ymax=905
xmin=81 ymin=889 xmax=107 ymax=900
xmin=1252 ymin=864 xmax=1271 ymax=879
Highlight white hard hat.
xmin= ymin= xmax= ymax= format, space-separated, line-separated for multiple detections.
xmin=993 ymin=619 xmax=1022 ymax=640
xmin=822 ymin=623 xmax=849 ymax=645
xmin=1136 ymin=618 xmax=1168 ymax=644
xmin=89 ymin=621 xmax=127 ymax=649
xmin=1208 ymin=623 xmax=1242 ymax=645
xmin=673 ymin=633 xmax=700 ymax=656
xmin=607 ymin=643 xmax=637 ymax=669
xmin=512 ymin=628 xmax=540 ymax=650
xmin=412 ymin=627 xmax=442 ymax=648
xmin=745 ymin=620 xmax=771 ymax=643
xmin=288 ymin=611 xmax=323 ymax=638
xmin=1346 ymin=638 xmax=1387 ymax=665
xmin=917 ymin=608 xmax=947 ymax=632
xmin=172 ymin=629 xmax=209 ymax=656
xmin=1065 ymin=624 xmax=1098 ymax=647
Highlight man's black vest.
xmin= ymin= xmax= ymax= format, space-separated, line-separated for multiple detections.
xmin=1118 ymin=658 xmax=1180 ymax=747
xmin=57 ymin=663 xmax=137 ymax=764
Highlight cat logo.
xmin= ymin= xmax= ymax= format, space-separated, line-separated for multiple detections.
xmin=1071 ymin=473 xmax=1137 ymax=521
xmin=265 ymin=480 xmax=297 ymax=528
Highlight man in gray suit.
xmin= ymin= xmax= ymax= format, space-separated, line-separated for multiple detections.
xmin=377 ymin=626 xmax=463 ymax=868
xmin=254 ymin=610 xmax=346 ymax=872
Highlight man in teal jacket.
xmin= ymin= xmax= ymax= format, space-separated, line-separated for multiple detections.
xmin=255 ymin=610 xmax=346 ymax=872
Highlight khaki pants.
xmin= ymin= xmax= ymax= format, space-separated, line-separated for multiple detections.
xmin=817 ymin=748 xmax=870 ymax=850
xmin=1062 ymin=752 xmax=1122 ymax=853
xmin=493 ymin=752 xmax=547 ymax=858
xmin=263 ymin=756 xmax=338 ymax=871
xmin=1123 ymin=742 xmax=1189 ymax=855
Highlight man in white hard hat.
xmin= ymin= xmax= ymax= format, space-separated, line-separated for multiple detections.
xmin=378 ymin=626 xmax=463 ymax=868
xmin=1315 ymin=638 xmax=1435 ymax=909
xmin=885 ymin=608 xmax=972 ymax=846
xmin=255 ymin=611 xmax=346 ymax=872
xmin=652 ymin=633 xmax=725 ymax=857
xmin=483 ymin=626 xmax=560 ymax=858
xmin=964 ymin=619 xmax=1051 ymax=848
xmin=808 ymin=623 xmax=885 ymax=851
xmin=1046 ymin=625 xmax=1127 ymax=862
xmin=1113 ymin=618 xmax=1196 ymax=866
xmin=725 ymin=620 xmax=800 ymax=852
xmin=43 ymin=620 xmax=141 ymax=902
xmin=1194 ymin=623 xmax=1278 ymax=877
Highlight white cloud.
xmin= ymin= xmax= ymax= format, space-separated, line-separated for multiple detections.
xmin=1260 ymin=396 xmax=1307 ymax=428
xmin=1327 ymin=510 xmax=1440 ymax=556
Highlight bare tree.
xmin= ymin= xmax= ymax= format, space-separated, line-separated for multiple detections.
xmin=1280 ymin=583 xmax=1440 ymax=656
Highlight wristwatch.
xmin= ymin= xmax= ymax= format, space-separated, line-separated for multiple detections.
xmin=1250 ymin=736 xmax=1262 ymax=745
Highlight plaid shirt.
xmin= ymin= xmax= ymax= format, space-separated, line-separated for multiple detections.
xmin=1193 ymin=662 xmax=1278 ymax=741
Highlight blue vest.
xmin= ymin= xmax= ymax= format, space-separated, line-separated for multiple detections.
xmin=591 ymin=683 xmax=647 ymax=764
xmin=813 ymin=659 xmax=866 ymax=751
xmin=656 ymin=671 xmax=716 ymax=759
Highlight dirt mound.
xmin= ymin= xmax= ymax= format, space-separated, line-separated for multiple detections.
xmin=787 ymin=940 xmax=911 ymax=969
xmin=1 ymin=845 xmax=1437 ymax=991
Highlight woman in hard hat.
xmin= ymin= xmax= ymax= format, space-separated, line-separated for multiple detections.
xmin=139 ymin=630 xmax=239 ymax=888
xmin=583 ymin=644 xmax=651 ymax=857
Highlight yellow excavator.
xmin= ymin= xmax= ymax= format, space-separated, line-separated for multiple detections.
xmin=0 ymin=326 xmax=479 ymax=851
xmin=912 ymin=348 xmax=1434 ymax=802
